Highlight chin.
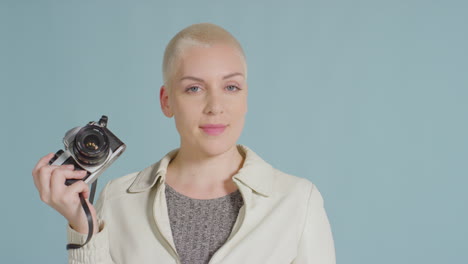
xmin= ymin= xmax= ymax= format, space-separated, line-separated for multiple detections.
xmin=180 ymin=126 xmax=242 ymax=157
xmin=196 ymin=139 xmax=237 ymax=157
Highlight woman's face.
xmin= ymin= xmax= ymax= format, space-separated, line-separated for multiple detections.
xmin=160 ymin=43 xmax=248 ymax=156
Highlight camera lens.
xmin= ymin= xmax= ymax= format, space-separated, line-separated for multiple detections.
xmin=73 ymin=125 xmax=110 ymax=166
xmin=83 ymin=135 xmax=100 ymax=150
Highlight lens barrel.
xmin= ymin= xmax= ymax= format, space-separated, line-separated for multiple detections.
xmin=73 ymin=125 xmax=109 ymax=165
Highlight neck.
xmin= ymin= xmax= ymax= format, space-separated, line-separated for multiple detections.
xmin=166 ymin=144 xmax=245 ymax=191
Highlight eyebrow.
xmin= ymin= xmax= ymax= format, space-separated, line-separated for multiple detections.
xmin=179 ymin=72 xmax=244 ymax=82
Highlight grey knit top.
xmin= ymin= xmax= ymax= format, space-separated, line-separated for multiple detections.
xmin=165 ymin=183 xmax=244 ymax=264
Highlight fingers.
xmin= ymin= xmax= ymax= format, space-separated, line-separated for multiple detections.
xmin=67 ymin=180 xmax=90 ymax=200
xmin=34 ymin=163 xmax=83 ymax=203
xmin=32 ymin=154 xmax=96 ymax=228
xmin=47 ymin=168 xmax=88 ymax=209
xmin=50 ymin=168 xmax=87 ymax=194
xmin=32 ymin=153 xmax=55 ymax=176
xmin=35 ymin=164 xmax=61 ymax=202
xmin=32 ymin=153 xmax=64 ymax=192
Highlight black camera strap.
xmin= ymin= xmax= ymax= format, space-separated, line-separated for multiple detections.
xmin=66 ymin=180 xmax=98 ymax=250
xmin=89 ymin=179 xmax=97 ymax=204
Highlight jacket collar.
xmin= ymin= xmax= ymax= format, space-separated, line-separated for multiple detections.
xmin=127 ymin=144 xmax=274 ymax=197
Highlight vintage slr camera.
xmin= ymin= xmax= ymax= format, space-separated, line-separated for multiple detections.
xmin=48 ymin=115 xmax=126 ymax=186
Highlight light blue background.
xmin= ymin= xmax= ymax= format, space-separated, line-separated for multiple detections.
xmin=1 ymin=0 xmax=467 ymax=263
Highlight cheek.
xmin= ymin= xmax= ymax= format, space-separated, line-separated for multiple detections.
xmin=232 ymin=98 xmax=248 ymax=117
xmin=173 ymin=99 xmax=200 ymax=128
xmin=229 ymin=100 xmax=247 ymax=130
xmin=230 ymin=111 xmax=246 ymax=138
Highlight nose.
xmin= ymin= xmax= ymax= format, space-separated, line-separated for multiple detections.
xmin=203 ymin=89 xmax=224 ymax=115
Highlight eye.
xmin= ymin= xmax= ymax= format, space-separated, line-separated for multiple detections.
xmin=185 ymin=86 xmax=201 ymax=93
xmin=226 ymin=85 xmax=240 ymax=92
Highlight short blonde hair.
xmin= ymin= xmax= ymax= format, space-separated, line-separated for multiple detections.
xmin=162 ymin=23 xmax=247 ymax=91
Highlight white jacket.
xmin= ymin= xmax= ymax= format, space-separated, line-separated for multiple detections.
xmin=67 ymin=144 xmax=336 ymax=264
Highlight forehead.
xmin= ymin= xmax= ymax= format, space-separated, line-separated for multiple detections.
xmin=176 ymin=43 xmax=246 ymax=76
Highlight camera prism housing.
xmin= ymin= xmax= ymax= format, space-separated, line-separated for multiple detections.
xmin=49 ymin=115 xmax=126 ymax=186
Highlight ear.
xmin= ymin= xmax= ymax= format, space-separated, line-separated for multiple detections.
xmin=160 ymin=85 xmax=174 ymax=118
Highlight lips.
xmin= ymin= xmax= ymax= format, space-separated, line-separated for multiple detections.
xmin=200 ymin=124 xmax=227 ymax=129
xmin=200 ymin=124 xmax=227 ymax=136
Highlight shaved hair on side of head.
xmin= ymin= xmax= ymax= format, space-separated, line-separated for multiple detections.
xmin=162 ymin=23 xmax=247 ymax=92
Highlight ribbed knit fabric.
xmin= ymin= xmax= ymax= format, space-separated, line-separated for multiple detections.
xmin=165 ymin=183 xmax=244 ymax=264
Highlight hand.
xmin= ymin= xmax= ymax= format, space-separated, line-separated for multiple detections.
xmin=32 ymin=153 xmax=98 ymax=234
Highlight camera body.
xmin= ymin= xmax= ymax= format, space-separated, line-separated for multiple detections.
xmin=49 ymin=115 xmax=126 ymax=186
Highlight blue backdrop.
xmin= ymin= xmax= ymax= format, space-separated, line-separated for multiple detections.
xmin=1 ymin=0 xmax=467 ymax=263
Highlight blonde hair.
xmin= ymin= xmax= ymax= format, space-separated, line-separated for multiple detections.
xmin=162 ymin=23 xmax=247 ymax=91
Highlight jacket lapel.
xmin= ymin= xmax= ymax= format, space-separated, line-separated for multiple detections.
xmin=127 ymin=144 xmax=275 ymax=197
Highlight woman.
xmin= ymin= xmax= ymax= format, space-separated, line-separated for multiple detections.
xmin=32 ymin=23 xmax=336 ymax=264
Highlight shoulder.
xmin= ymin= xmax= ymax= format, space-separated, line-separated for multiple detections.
xmin=236 ymin=144 xmax=323 ymax=202
xmin=268 ymin=167 xmax=326 ymax=230
xmin=268 ymin=164 xmax=325 ymax=209
xmin=270 ymin=166 xmax=317 ymax=198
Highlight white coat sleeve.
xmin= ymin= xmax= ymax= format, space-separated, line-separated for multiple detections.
xmin=67 ymin=181 xmax=115 ymax=264
xmin=293 ymin=183 xmax=336 ymax=264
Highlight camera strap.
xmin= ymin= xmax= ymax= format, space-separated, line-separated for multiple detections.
xmin=66 ymin=180 xmax=98 ymax=250
xmin=89 ymin=179 xmax=97 ymax=204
